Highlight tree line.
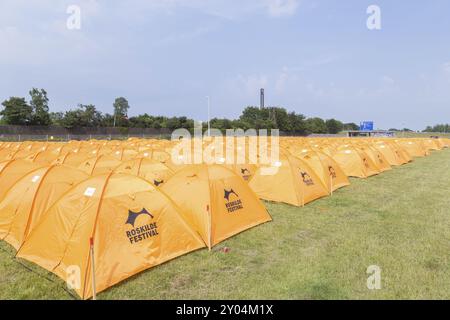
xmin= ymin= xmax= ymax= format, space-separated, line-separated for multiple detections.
xmin=0 ymin=88 xmax=359 ymax=134
xmin=423 ymin=124 xmax=450 ymax=133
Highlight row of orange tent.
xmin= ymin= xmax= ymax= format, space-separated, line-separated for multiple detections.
xmin=0 ymin=136 xmax=448 ymax=298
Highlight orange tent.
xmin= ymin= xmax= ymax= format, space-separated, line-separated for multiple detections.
xmin=17 ymin=173 xmax=205 ymax=299
xmin=249 ymin=150 xmax=329 ymax=206
xmin=114 ymin=158 xmax=174 ymax=186
xmin=77 ymin=155 xmax=123 ymax=175
xmin=0 ymin=159 xmax=42 ymax=201
xmin=331 ymin=145 xmax=379 ymax=178
xmin=397 ymin=140 xmax=428 ymax=158
xmin=358 ymin=145 xmax=392 ymax=173
xmin=0 ymin=165 xmax=89 ymax=250
xmin=293 ymin=149 xmax=350 ymax=192
xmin=372 ymin=142 xmax=407 ymax=166
xmin=137 ymin=148 xmax=185 ymax=172
xmin=161 ymin=164 xmax=272 ymax=248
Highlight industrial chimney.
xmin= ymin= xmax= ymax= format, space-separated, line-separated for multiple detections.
xmin=260 ymin=88 xmax=265 ymax=109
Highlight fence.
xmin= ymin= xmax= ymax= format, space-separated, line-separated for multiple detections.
xmin=0 ymin=125 xmax=172 ymax=141
xmin=0 ymin=125 xmax=315 ymax=141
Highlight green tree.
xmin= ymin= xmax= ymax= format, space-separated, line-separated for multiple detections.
xmin=286 ymin=112 xmax=307 ymax=135
xmin=129 ymin=114 xmax=154 ymax=128
xmin=101 ymin=113 xmax=115 ymax=127
xmin=59 ymin=104 xmax=103 ymax=128
xmin=239 ymin=106 xmax=289 ymax=130
xmin=166 ymin=117 xmax=182 ymax=130
xmin=343 ymin=123 xmax=359 ymax=131
xmin=424 ymin=124 xmax=450 ymax=133
xmin=305 ymin=117 xmax=327 ymax=134
xmin=29 ymin=88 xmax=51 ymax=125
xmin=210 ymin=118 xmax=233 ymax=132
xmin=113 ymin=97 xmax=130 ymax=127
xmin=0 ymin=97 xmax=33 ymax=125
xmin=325 ymin=118 xmax=344 ymax=134
xmin=80 ymin=104 xmax=102 ymax=127
xmin=50 ymin=112 xmax=64 ymax=126
xmin=239 ymin=106 xmax=262 ymax=124
xmin=60 ymin=109 xmax=83 ymax=128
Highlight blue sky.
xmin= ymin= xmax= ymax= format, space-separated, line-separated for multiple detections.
xmin=1 ymin=0 xmax=449 ymax=130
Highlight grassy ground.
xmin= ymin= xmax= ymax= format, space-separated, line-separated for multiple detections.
xmin=1 ymin=148 xmax=450 ymax=300
xmin=396 ymin=131 xmax=450 ymax=138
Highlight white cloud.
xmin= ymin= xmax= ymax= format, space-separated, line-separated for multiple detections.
xmin=381 ymin=75 xmax=395 ymax=85
xmin=113 ymin=0 xmax=300 ymax=20
xmin=236 ymin=74 xmax=269 ymax=96
xmin=265 ymin=0 xmax=300 ymax=17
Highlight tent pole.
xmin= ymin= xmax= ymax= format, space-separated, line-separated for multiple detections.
xmin=302 ymin=195 xmax=305 ymax=207
xmin=301 ymin=177 xmax=305 ymax=207
xmin=90 ymin=237 xmax=97 ymax=300
xmin=207 ymin=205 xmax=212 ymax=251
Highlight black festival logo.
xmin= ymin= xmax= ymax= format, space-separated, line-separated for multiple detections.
xmin=328 ymin=166 xmax=337 ymax=178
xmin=125 ymin=208 xmax=158 ymax=244
xmin=240 ymin=168 xmax=251 ymax=181
xmin=224 ymin=189 xmax=239 ymax=201
xmin=126 ymin=208 xmax=153 ymax=227
xmin=301 ymin=171 xmax=315 ymax=186
xmin=363 ymin=158 xmax=370 ymax=168
xmin=377 ymin=154 xmax=384 ymax=164
xmin=224 ymin=189 xmax=243 ymax=213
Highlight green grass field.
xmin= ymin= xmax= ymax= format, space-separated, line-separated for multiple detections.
xmin=1 ymin=148 xmax=450 ymax=300
xmin=395 ymin=132 xmax=450 ymax=138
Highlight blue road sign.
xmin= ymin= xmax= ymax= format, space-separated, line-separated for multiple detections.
xmin=360 ymin=121 xmax=374 ymax=131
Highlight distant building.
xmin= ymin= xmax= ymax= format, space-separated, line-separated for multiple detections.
xmin=346 ymin=130 xmax=394 ymax=137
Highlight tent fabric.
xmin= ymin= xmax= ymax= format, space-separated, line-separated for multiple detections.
xmin=397 ymin=140 xmax=428 ymax=157
xmin=0 ymin=165 xmax=89 ymax=250
xmin=357 ymin=145 xmax=392 ymax=173
xmin=331 ymin=145 xmax=380 ymax=178
xmin=249 ymin=150 xmax=329 ymax=206
xmin=372 ymin=142 xmax=407 ymax=166
xmin=0 ymin=136 xmax=446 ymax=298
xmin=161 ymin=164 xmax=272 ymax=248
xmin=114 ymin=158 xmax=174 ymax=186
xmin=17 ymin=173 xmax=205 ymax=299
xmin=77 ymin=155 xmax=123 ymax=175
xmin=293 ymin=149 xmax=350 ymax=192
xmin=0 ymin=159 xmax=43 ymax=201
